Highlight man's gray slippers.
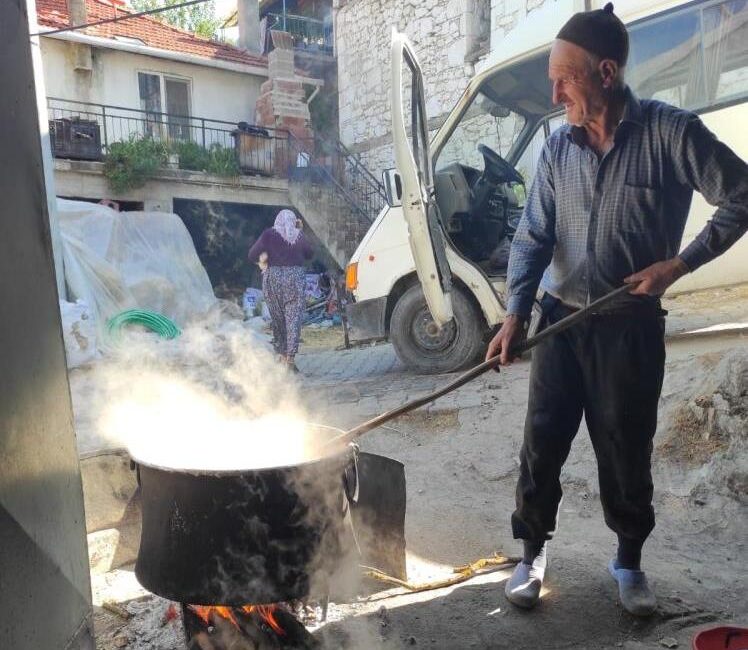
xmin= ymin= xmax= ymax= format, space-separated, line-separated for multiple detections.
xmin=505 ymin=560 xmax=545 ymax=609
xmin=608 ymin=559 xmax=657 ymax=616
xmin=504 ymin=555 xmax=656 ymax=614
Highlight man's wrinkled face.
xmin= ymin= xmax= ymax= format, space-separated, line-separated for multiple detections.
xmin=549 ymin=40 xmax=605 ymax=126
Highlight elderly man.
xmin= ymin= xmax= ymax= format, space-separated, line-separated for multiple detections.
xmin=486 ymin=2 xmax=748 ymax=616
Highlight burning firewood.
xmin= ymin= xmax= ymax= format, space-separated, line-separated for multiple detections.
xmin=188 ymin=632 xmax=216 ymax=650
xmin=183 ymin=603 xmax=318 ymax=649
xmin=210 ymin=613 xmax=261 ymax=649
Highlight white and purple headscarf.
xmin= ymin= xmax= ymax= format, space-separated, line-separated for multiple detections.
xmin=273 ymin=209 xmax=301 ymax=245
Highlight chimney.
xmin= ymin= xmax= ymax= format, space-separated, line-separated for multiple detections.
xmin=237 ymin=0 xmax=261 ymax=53
xmin=67 ymin=0 xmax=88 ymax=27
xmin=66 ymin=0 xmax=93 ymax=75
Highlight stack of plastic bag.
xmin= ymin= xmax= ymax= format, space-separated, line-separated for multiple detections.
xmin=57 ymin=198 xmax=217 ymax=347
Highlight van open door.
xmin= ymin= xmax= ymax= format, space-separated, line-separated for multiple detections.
xmin=391 ymin=29 xmax=454 ymax=326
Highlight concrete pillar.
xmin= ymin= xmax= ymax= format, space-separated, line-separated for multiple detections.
xmin=27 ymin=0 xmax=67 ymax=299
xmin=1 ymin=1 xmax=93 ymax=648
xmin=237 ymin=0 xmax=261 ymax=53
xmin=66 ymin=0 xmax=95 ymax=102
xmin=67 ymin=0 xmax=87 ymax=28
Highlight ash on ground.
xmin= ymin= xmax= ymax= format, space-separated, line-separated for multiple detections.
xmin=95 ymin=595 xmax=182 ymax=650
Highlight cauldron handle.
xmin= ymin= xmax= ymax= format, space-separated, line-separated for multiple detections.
xmin=129 ymin=459 xmax=142 ymax=488
xmin=342 ymin=443 xmax=360 ymax=506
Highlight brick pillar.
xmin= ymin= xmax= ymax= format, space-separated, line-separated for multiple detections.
xmin=255 ymin=32 xmax=315 ymax=176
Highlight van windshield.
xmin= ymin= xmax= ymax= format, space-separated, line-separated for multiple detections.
xmin=435 ymin=90 xmax=527 ymax=172
xmin=434 ymin=51 xmax=552 ymax=172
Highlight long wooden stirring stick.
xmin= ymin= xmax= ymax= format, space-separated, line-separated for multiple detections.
xmin=326 ymin=283 xmax=640 ymax=448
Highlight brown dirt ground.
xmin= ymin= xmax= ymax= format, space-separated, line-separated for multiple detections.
xmin=84 ymin=332 xmax=748 ymax=650
xmin=300 ymin=325 xmax=346 ymax=351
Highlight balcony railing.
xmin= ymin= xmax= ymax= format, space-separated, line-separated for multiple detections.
xmin=46 ymin=97 xmax=291 ymax=177
xmin=266 ymin=12 xmax=333 ymax=53
xmin=47 ymin=97 xmax=385 ymax=224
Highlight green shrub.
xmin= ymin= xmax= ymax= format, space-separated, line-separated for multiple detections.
xmin=172 ymin=140 xmax=210 ymax=171
xmin=104 ymin=138 xmax=168 ymax=193
xmin=172 ymin=140 xmax=238 ymax=178
xmin=103 ymin=137 xmax=239 ymax=192
xmin=206 ymin=143 xmax=240 ymax=178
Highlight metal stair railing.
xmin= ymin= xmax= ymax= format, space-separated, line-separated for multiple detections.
xmin=319 ymin=135 xmax=388 ymax=222
xmin=287 ymin=132 xmax=387 ymax=225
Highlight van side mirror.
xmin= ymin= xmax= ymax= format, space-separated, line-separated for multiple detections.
xmin=382 ymin=169 xmax=402 ymax=207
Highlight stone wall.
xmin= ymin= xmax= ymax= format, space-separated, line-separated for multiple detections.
xmin=334 ymin=0 xmax=552 ymax=180
xmin=335 ymin=0 xmax=486 ymax=179
xmin=490 ymin=0 xmax=526 ymax=43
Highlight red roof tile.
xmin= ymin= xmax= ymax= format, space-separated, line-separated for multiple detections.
xmin=36 ymin=0 xmax=267 ymax=69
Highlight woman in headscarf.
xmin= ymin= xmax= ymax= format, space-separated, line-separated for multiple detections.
xmin=248 ymin=209 xmax=313 ymax=372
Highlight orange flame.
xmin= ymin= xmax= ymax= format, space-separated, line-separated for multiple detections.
xmin=188 ymin=604 xmax=285 ymax=637
xmin=240 ymin=605 xmax=285 ymax=636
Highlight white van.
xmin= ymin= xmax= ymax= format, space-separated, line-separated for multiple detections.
xmin=344 ymin=0 xmax=748 ymax=374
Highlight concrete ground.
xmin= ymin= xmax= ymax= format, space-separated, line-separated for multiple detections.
xmin=71 ymin=285 xmax=748 ymax=650
xmin=300 ymin=336 xmax=747 ymax=650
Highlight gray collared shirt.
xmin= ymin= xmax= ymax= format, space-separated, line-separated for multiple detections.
xmin=506 ymin=88 xmax=748 ymax=318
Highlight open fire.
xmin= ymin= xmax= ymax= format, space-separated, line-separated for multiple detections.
xmin=190 ymin=604 xmax=285 ymax=636
xmin=182 ymin=603 xmax=317 ymax=650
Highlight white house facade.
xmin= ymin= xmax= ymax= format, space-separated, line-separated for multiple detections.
xmin=40 ymin=35 xmax=267 ymax=128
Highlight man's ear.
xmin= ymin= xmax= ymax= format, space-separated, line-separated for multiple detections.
xmin=598 ymin=59 xmax=619 ymax=89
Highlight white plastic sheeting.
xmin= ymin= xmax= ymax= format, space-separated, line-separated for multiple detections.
xmin=59 ymin=299 xmax=97 ymax=368
xmin=57 ymin=199 xmax=217 ymax=333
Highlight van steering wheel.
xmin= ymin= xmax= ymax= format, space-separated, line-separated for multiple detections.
xmin=477 ymin=144 xmax=524 ymax=185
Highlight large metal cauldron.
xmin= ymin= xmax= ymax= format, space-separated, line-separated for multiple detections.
xmin=133 ymin=426 xmax=351 ymax=606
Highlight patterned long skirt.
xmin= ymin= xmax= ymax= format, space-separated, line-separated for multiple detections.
xmin=263 ymin=266 xmax=306 ymax=357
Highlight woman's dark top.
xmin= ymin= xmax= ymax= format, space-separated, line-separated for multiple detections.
xmin=248 ymin=228 xmax=314 ymax=267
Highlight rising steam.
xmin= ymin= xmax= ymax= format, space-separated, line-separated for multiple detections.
xmin=87 ymin=317 xmax=343 ymax=471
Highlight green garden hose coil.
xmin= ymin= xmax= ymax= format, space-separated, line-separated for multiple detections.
xmin=107 ymin=309 xmax=181 ymax=340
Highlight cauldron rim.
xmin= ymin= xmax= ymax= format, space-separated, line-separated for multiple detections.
xmin=129 ymin=422 xmax=350 ymax=475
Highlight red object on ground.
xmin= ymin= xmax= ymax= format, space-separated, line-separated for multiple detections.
xmin=160 ymin=603 xmax=178 ymax=626
xmin=693 ymin=626 xmax=748 ymax=650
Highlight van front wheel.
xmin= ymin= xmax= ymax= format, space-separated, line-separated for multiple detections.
xmin=390 ymin=284 xmax=484 ymax=375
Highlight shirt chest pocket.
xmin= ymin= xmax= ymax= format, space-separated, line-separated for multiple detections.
xmin=621 ymin=183 xmax=662 ymax=233
xmin=624 ymin=164 xmax=661 ymax=189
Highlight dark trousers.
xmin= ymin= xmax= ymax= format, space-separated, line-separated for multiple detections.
xmin=511 ymin=296 xmax=666 ymax=550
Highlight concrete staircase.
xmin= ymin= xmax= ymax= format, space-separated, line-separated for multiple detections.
xmin=287 ymin=135 xmax=386 ymax=269
xmin=289 ymin=178 xmax=373 ymax=268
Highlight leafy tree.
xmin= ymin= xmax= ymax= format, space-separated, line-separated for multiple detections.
xmin=129 ymin=0 xmax=221 ymax=40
